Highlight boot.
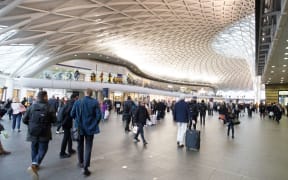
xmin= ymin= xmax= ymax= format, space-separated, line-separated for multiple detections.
xmin=0 ymin=140 xmax=11 ymax=155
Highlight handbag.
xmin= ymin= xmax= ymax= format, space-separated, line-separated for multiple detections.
xmin=71 ymin=127 xmax=79 ymax=141
xmin=132 ymin=126 xmax=138 ymax=134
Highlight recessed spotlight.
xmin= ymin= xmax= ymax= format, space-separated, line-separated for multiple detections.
xmin=268 ymin=78 xmax=271 ymax=80
xmin=285 ymin=57 xmax=288 ymax=60
xmin=285 ymin=53 xmax=288 ymax=55
xmin=282 ymin=70 xmax=286 ymax=72
xmin=74 ymin=54 xmax=77 ymax=57
xmin=284 ymin=65 xmax=287 ymax=67
xmin=271 ymin=71 xmax=274 ymax=73
xmin=262 ymin=38 xmax=265 ymax=41
xmin=271 ymin=65 xmax=275 ymax=68
xmin=281 ymin=77 xmax=284 ymax=79
xmin=286 ymin=47 xmax=288 ymax=49
xmin=88 ymin=53 xmax=91 ymax=56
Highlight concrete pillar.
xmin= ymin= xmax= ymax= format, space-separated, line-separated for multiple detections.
xmin=5 ymin=78 xmax=14 ymax=100
xmin=255 ymin=76 xmax=262 ymax=103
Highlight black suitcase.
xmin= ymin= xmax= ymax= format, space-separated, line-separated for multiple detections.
xmin=185 ymin=129 xmax=200 ymax=151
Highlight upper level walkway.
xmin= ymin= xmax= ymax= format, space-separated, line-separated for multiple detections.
xmin=0 ymin=110 xmax=288 ymax=180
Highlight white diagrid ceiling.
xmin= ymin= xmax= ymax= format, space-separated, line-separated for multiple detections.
xmin=0 ymin=0 xmax=255 ymax=90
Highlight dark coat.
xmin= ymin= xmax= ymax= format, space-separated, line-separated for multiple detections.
xmin=70 ymin=96 xmax=101 ymax=135
xmin=61 ymin=99 xmax=75 ymax=129
xmin=134 ymin=105 xmax=150 ymax=125
xmin=173 ymin=100 xmax=190 ymax=123
xmin=22 ymin=101 xmax=57 ymax=142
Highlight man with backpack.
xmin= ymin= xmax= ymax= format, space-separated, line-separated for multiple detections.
xmin=199 ymin=100 xmax=207 ymax=126
xmin=22 ymin=91 xmax=57 ymax=180
xmin=59 ymin=94 xmax=78 ymax=158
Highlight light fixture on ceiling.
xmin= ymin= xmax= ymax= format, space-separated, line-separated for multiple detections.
xmin=281 ymin=77 xmax=284 ymax=79
xmin=282 ymin=70 xmax=286 ymax=72
xmin=271 ymin=71 xmax=274 ymax=73
xmin=283 ymin=64 xmax=287 ymax=67
xmin=285 ymin=53 xmax=288 ymax=55
xmin=268 ymin=77 xmax=271 ymax=80
xmin=286 ymin=47 xmax=288 ymax=49
xmin=88 ymin=53 xmax=91 ymax=56
xmin=271 ymin=65 xmax=275 ymax=68
xmin=285 ymin=57 xmax=288 ymax=60
xmin=74 ymin=54 xmax=77 ymax=57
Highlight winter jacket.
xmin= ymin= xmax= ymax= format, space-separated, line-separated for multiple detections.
xmin=134 ymin=105 xmax=150 ymax=125
xmin=70 ymin=96 xmax=101 ymax=135
xmin=22 ymin=100 xmax=56 ymax=142
xmin=173 ymin=100 xmax=190 ymax=123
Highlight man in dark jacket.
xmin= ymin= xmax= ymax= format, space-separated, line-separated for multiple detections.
xmin=199 ymin=100 xmax=207 ymax=126
xmin=123 ymin=96 xmax=134 ymax=132
xmin=173 ymin=96 xmax=190 ymax=148
xmin=70 ymin=88 xmax=101 ymax=176
xmin=133 ymin=101 xmax=150 ymax=145
xmin=59 ymin=94 xmax=78 ymax=158
xmin=22 ymin=91 xmax=57 ymax=180
xmin=188 ymin=99 xmax=199 ymax=130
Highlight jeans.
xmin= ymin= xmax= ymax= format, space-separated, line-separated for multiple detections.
xmin=227 ymin=121 xmax=234 ymax=137
xmin=78 ymin=135 xmax=94 ymax=169
xmin=125 ymin=115 xmax=132 ymax=131
xmin=200 ymin=112 xmax=206 ymax=125
xmin=31 ymin=141 xmax=49 ymax=166
xmin=12 ymin=113 xmax=22 ymax=130
xmin=60 ymin=128 xmax=73 ymax=155
xmin=135 ymin=124 xmax=146 ymax=142
xmin=177 ymin=122 xmax=187 ymax=145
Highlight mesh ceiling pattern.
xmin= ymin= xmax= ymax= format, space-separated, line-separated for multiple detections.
xmin=0 ymin=0 xmax=255 ymax=90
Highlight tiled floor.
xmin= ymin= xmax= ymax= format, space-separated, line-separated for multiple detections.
xmin=0 ymin=111 xmax=288 ymax=180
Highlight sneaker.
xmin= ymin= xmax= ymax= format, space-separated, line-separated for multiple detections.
xmin=143 ymin=141 xmax=148 ymax=145
xmin=60 ymin=153 xmax=71 ymax=159
xmin=17 ymin=129 xmax=21 ymax=132
xmin=82 ymin=168 xmax=91 ymax=176
xmin=27 ymin=165 xmax=39 ymax=180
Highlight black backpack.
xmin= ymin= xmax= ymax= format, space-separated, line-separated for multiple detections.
xmin=29 ymin=104 xmax=50 ymax=137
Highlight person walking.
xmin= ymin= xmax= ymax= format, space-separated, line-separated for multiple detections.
xmin=199 ymin=100 xmax=207 ymax=126
xmin=226 ymin=106 xmax=235 ymax=139
xmin=59 ymin=94 xmax=78 ymax=159
xmin=123 ymin=96 xmax=134 ymax=132
xmin=11 ymin=97 xmax=26 ymax=132
xmin=70 ymin=88 xmax=101 ymax=176
xmin=133 ymin=101 xmax=150 ymax=145
xmin=22 ymin=91 xmax=57 ymax=180
xmin=188 ymin=99 xmax=199 ymax=129
xmin=173 ymin=96 xmax=190 ymax=148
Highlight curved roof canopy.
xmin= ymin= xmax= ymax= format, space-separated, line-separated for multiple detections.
xmin=0 ymin=0 xmax=255 ymax=90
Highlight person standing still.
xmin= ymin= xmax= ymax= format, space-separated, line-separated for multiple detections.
xmin=22 ymin=91 xmax=57 ymax=180
xmin=173 ymin=96 xmax=190 ymax=148
xmin=70 ymin=88 xmax=101 ymax=176
xmin=199 ymin=100 xmax=207 ymax=126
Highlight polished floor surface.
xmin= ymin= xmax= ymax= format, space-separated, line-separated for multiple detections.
xmin=0 ymin=111 xmax=288 ymax=180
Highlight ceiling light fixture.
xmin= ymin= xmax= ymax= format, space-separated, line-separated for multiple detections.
xmin=283 ymin=65 xmax=287 ymax=67
xmin=74 ymin=54 xmax=77 ymax=57
xmin=281 ymin=77 xmax=284 ymax=79
xmin=271 ymin=71 xmax=274 ymax=73
xmin=282 ymin=70 xmax=286 ymax=72
xmin=268 ymin=78 xmax=271 ymax=80
xmin=271 ymin=65 xmax=275 ymax=68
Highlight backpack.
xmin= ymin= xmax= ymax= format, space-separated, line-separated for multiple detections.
xmin=29 ymin=104 xmax=50 ymax=137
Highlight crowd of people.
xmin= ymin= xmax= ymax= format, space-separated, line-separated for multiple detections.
xmin=0 ymin=91 xmax=288 ymax=180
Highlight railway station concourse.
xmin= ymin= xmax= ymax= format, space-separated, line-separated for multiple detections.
xmin=0 ymin=0 xmax=288 ymax=180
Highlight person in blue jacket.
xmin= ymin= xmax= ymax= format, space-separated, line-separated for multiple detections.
xmin=70 ymin=88 xmax=101 ymax=176
xmin=173 ymin=95 xmax=190 ymax=148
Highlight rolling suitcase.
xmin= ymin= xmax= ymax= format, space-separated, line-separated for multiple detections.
xmin=185 ymin=129 xmax=200 ymax=151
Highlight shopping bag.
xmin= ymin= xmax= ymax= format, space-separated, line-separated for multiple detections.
xmin=132 ymin=126 xmax=138 ymax=134
xmin=104 ymin=110 xmax=109 ymax=119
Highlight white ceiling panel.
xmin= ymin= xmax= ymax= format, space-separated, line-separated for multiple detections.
xmin=0 ymin=0 xmax=256 ymax=90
